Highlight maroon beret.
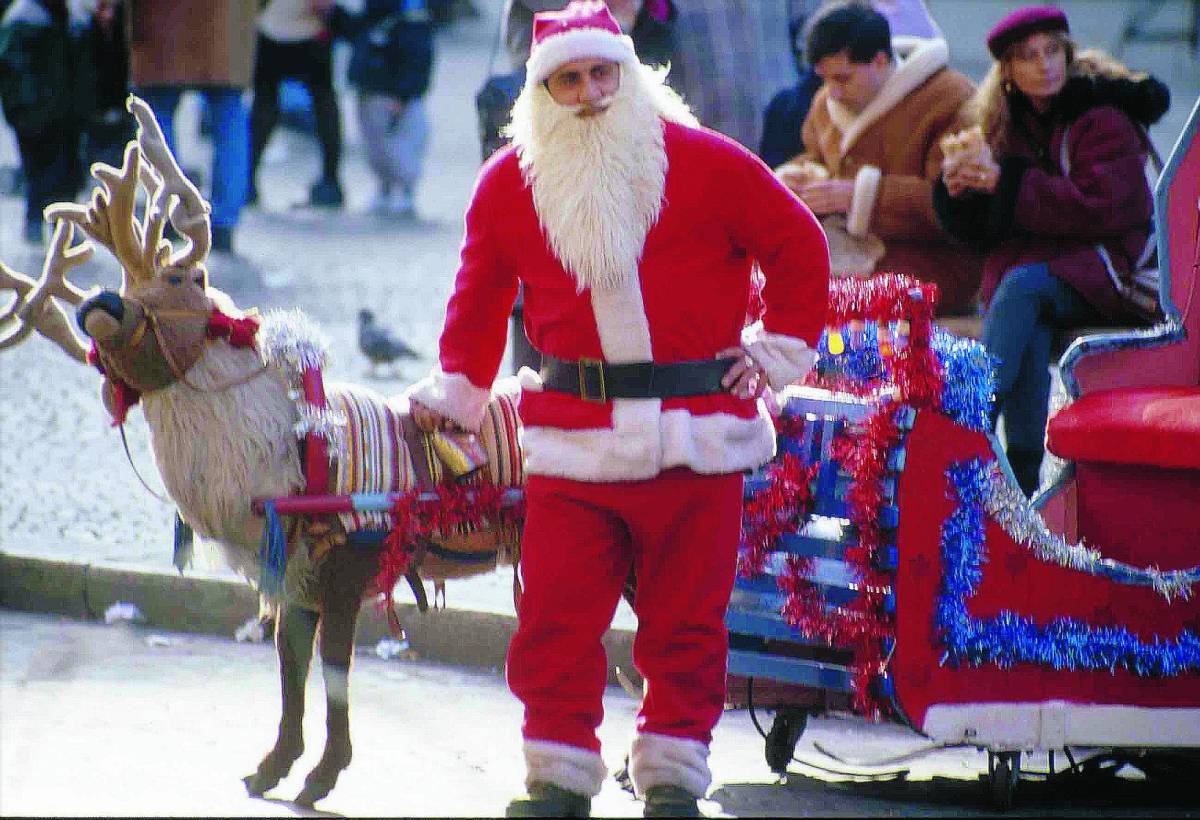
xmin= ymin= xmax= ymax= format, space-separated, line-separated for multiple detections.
xmin=986 ymin=5 xmax=1069 ymax=59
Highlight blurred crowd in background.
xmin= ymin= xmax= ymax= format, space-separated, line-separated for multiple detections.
xmin=0 ymin=0 xmax=1186 ymax=495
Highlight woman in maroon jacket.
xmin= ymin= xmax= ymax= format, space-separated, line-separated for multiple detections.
xmin=932 ymin=5 xmax=1168 ymax=495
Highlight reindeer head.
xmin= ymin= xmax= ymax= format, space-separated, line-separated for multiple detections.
xmin=0 ymin=97 xmax=242 ymax=420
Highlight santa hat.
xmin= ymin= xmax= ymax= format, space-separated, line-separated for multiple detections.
xmin=527 ymin=0 xmax=638 ymax=86
xmin=986 ymin=5 xmax=1069 ymax=59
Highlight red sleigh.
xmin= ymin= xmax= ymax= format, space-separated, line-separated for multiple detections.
xmin=727 ymin=96 xmax=1200 ymax=807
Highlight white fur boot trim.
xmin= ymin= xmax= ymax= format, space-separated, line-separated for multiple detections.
xmin=523 ymin=739 xmax=608 ymax=798
xmin=629 ymin=732 xmax=711 ymax=798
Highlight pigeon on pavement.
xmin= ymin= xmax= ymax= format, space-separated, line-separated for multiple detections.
xmin=358 ymin=309 xmax=419 ymax=376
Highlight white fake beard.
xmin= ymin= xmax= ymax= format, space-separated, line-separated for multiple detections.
xmin=506 ymin=63 xmax=696 ymax=292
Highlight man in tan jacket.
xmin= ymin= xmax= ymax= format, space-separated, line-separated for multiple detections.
xmin=128 ymin=0 xmax=259 ymax=253
xmin=776 ymin=0 xmax=981 ymax=315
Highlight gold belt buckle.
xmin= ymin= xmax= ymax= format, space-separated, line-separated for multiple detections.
xmin=577 ymin=357 xmax=607 ymax=403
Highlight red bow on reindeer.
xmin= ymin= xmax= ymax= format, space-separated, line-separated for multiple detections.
xmin=206 ymin=308 xmax=260 ymax=348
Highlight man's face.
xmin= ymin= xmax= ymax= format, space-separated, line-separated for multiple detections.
xmin=813 ymin=50 xmax=891 ymax=113
xmin=544 ymin=59 xmax=622 ymax=117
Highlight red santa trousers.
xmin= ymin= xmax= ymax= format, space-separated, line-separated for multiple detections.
xmin=506 ymin=467 xmax=743 ymax=797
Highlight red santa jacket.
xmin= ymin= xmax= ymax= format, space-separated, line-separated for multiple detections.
xmin=410 ymin=119 xmax=830 ymax=482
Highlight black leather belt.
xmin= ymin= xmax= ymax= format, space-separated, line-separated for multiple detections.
xmin=540 ymin=354 xmax=736 ymax=402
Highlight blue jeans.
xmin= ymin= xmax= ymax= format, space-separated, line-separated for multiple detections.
xmin=137 ymin=86 xmax=249 ymax=231
xmin=982 ymin=263 xmax=1099 ymax=492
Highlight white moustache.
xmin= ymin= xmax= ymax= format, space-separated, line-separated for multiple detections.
xmin=567 ymin=95 xmax=618 ymax=118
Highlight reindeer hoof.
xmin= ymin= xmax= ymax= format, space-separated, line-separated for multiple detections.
xmin=294 ymin=777 xmax=335 ymax=807
xmin=244 ymin=742 xmax=303 ymax=797
xmin=243 ymin=772 xmax=276 ymax=797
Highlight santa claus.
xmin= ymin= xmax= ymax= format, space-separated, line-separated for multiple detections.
xmin=407 ymin=1 xmax=829 ymax=815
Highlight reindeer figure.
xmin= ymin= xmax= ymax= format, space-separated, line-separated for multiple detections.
xmin=0 ymin=97 xmax=523 ymax=807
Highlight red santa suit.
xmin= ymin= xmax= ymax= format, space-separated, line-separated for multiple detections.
xmin=408 ymin=2 xmax=829 ymax=802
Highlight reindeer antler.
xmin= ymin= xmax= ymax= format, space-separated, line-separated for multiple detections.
xmin=45 ymin=96 xmax=212 ymax=287
xmin=127 ymin=95 xmax=212 ymax=268
xmin=48 ymin=142 xmax=154 ymax=288
xmin=0 ymin=221 xmax=95 ymax=362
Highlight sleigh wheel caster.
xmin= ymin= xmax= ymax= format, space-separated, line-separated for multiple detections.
xmin=987 ymin=751 xmax=1020 ymax=810
xmin=764 ymin=708 xmax=808 ymax=774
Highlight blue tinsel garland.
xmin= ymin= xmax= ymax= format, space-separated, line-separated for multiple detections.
xmin=815 ymin=324 xmax=995 ymax=429
xmin=937 ymin=459 xmax=1200 ymax=676
xmin=932 ymin=331 xmax=996 ymax=432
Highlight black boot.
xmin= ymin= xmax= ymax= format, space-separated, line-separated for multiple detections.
xmin=309 ymin=177 xmax=344 ymax=208
xmin=505 ymin=782 xmax=590 ymax=817
xmin=1006 ymin=446 xmax=1043 ymax=497
xmin=643 ymin=784 xmax=701 ymax=817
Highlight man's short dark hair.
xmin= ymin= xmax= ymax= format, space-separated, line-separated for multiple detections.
xmin=805 ymin=1 xmax=893 ymax=67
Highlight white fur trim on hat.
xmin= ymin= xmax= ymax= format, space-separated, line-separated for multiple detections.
xmin=523 ymin=739 xmax=608 ymax=797
xmin=404 ymin=366 xmax=492 ymax=432
xmin=847 ymin=164 xmax=882 ymax=238
xmin=629 ymin=732 xmax=712 ymax=798
xmin=527 ymin=28 xmax=638 ymax=85
xmin=741 ymin=321 xmax=819 ymax=390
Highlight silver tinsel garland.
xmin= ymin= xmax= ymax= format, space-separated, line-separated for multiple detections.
xmin=984 ymin=461 xmax=1200 ymax=602
xmin=294 ymin=403 xmax=348 ymax=459
xmin=258 ymin=309 xmax=330 ymax=378
xmin=258 ymin=310 xmax=344 ymax=459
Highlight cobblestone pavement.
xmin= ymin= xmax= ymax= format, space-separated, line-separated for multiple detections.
xmin=2 ymin=610 xmax=1194 ymax=817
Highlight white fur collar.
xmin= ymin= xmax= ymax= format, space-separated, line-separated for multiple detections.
xmin=827 ymin=36 xmax=949 ymax=155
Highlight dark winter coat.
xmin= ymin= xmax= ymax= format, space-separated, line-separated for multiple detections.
xmin=758 ymin=69 xmax=822 ymax=170
xmin=347 ymin=0 xmax=433 ymax=101
xmin=0 ymin=0 xmax=95 ymax=136
xmin=933 ymin=74 xmax=1170 ymax=321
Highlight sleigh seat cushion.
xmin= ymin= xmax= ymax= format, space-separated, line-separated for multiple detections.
xmin=1047 ymin=386 xmax=1200 ymax=469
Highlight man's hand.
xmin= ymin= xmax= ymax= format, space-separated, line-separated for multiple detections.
xmin=775 ymin=165 xmax=811 ymax=195
xmin=797 ymin=179 xmax=854 ymax=216
xmin=410 ymin=399 xmax=466 ymax=433
xmin=718 ymin=347 xmax=768 ymax=399
xmin=775 ymin=160 xmax=828 ymax=196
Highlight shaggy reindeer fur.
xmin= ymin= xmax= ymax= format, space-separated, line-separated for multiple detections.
xmin=143 ymin=341 xmax=302 ymax=574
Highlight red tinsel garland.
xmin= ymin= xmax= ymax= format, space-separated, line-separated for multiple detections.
xmin=738 ymin=453 xmax=818 ymax=577
xmin=776 ymin=408 xmax=901 ymax=719
xmin=824 ymin=273 xmax=939 ymax=325
xmin=375 ymin=481 xmax=526 ymax=611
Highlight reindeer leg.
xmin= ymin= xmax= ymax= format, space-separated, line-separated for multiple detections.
xmin=244 ymin=603 xmax=317 ymax=796
xmin=295 ymin=548 xmax=377 ymax=806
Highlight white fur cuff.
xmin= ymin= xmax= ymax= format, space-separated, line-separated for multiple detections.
xmin=629 ymin=733 xmax=711 ymax=798
xmin=847 ymin=164 xmax=882 ymax=238
xmin=404 ymin=366 xmax=492 ymax=432
xmin=524 ymin=740 xmax=608 ymax=798
xmin=741 ymin=322 xmax=819 ymax=390
xmin=526 ymin=29 xmax=638 ymax=85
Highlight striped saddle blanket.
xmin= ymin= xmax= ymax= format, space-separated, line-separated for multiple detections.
xmin=324 ymin=384 xmax=524 ymax=577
